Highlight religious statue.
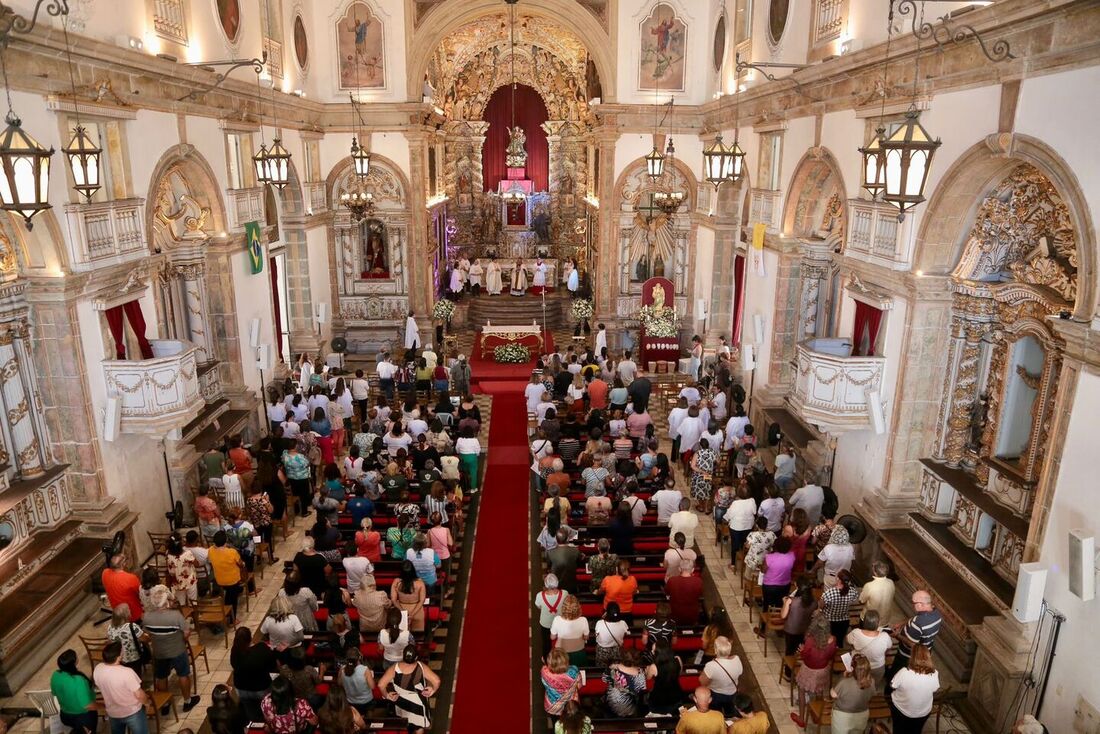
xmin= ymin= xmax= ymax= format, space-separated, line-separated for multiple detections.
xmin=362 ymin=221 xmax=388 ymax=276
xmin=634 ymin=257 xmax=650 ymax=282
xmin=967 ymin=392 xmax=990 ymax=453
xmin=651 ymin=280 xmax=666 ymax=311
xmin=506 ymin=126 xmax=528 ymax=168
xmin=531 ymin=207 xmax=551 ymax=245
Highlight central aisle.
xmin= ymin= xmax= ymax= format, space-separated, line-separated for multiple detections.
xmin=448 ymin=384 xmax=532 ymax=733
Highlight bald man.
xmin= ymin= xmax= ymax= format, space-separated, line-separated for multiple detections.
xmin=886 ymin=589 xmax=942 ymax=684
xmin=675 ymin=686 xmax=728 ymax=734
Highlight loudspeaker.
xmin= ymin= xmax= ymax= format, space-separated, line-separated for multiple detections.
xmin=256 ymin=344 xmax=275 ymax=371
xmin=315 ymin=303 xmax=328 ymax=324
xmin=866 ymin=390 xmax=886 ymax=435
xmin=1012 ymin=562 xmax=1047 ymax=623
xmin=249 ymin=318 xmax=261 ymax=348
xmin=753 ymin=313 xmax=765 ymax=345
xmin=1068 ymin=529 xmax=1096 ymax=602
xmin=741 ymin=343 xmax=755 ymax=371
xmin=103 ymin=397 xmax=121 ymax=442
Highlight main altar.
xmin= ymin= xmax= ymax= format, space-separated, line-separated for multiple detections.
xmin=479 ymin=322 xmax=544 ymax=358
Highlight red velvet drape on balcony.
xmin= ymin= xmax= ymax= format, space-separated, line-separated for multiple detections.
xmin=104 ymin=306 xmax=126 ymax=360
xmin=122 ymin=300 xmax=154 ymax=359
xmin=732 ymin=254 xmax=746 ymax=346
xmin=482 ymin=84 xmax=549 ymax=193
xmin=852 ymin=300 xmax=883 ymax=356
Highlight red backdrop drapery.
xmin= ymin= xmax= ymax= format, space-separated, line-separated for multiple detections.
xmin=852 ymin=300 xmax=883 ymax=356
xmin=105 ymin=301 xmax=154 ymax=360
xmin=482 ymin=84 xmax=549 ymax=192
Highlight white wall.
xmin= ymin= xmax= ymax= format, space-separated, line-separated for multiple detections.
xmin=306 ymin=225 xmax=334 ymax=346
xmin=231 ymin=239 xmax=278 ymax=395
xmin=692 ymin=225 xmax=716 ymax=334
xmin=1034 ymin=369 xmax=1100 ymax=733
xmin=309 ymin=0 xmax=408 ymax=102
xmin=317 ymin=131 xmax=411 ymax=184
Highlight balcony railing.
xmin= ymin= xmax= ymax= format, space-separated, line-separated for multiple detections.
xmin=62 ymin=198 xmax=147 ymax=271
xmin=846 ymin=198 xmax=908 ymax=269
xmin=263 ymin=38 xmax=283 ymax=78
xmin=814 ymin=0 xmax=844 ymax=45
xmin=789 ymin=338 xmax=886 ymax=433
xmin=227 ymin=187 xmax=266 ymax=230
xmin=153 ymin=0 xmax=188 ymax=44
xmin=306 ymin=182 xmax=327 ymax=213
xmin=749 ymin=188 xmax=781 ymax=231
xmin=102 ymin=340 xmax=204 ymax=435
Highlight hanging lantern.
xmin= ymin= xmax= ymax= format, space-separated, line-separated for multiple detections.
xmin=858 ymin=125 xmax=886 ymax=197
xmin=726 ymin=136 xmax=746 ymax=185
xmin=351 ymin=136 xmax=371 ymax=178
xmin=253 ymin=142 xmax=270 ymax=184
xmin=880 ymin=107 xmax=940 ymax=218
xmin=63 ymin=124 xmax=102 ymax=202
xmin=702 ymin=134 xmax=733 ymax=189
xmin=645 ymin=144 xmax=665 ymax=180
xmin=0 ymin=112 xmax=54 ymax=229
xmin=264 ymin=137 xmax=292 ymax=189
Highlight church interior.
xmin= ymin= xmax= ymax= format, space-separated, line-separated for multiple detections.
xmin=0 ymin=0 xmax=1096 ymax=733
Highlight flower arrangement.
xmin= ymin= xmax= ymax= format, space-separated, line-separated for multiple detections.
xmin=494 ymin=343 xmax=531 ymax=364
xmin=639 ymin=305 xmax=678 ymax=337
xmin=570 ymin=299 xmax=594 ymax=322
xmin=432 ymin=299 xmax=455 ymax=322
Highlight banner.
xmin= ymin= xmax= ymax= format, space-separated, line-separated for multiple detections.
xmin=245 ymin=221 xmax=263 ymax=274
xmin=751 ymin=222 xmax=767 ymax=277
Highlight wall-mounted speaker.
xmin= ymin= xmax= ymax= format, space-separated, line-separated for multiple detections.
xmin=249 ymin=318 xmax=261 ymax=348
xmin=866 ymin=390 xmax=886 ymax=435
xmin=1069 ymin=529 xmax=1096 ymax=602
xmin=315 ymin=302 xmax=329 ymax=324
xmin=1012 ymin=562 xmax=1047 ymax=623
xmin=753 ymin=313 xmax=765 ymax=345
xmin=256 ymin=344 xmax=275 ymax=371
xmin=103 ymin=397 xmax=121 ymax=442
xmin=741 ymin=343 xmax=755 ymax=371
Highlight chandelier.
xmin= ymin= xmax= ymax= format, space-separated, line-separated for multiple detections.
xmin=646 ymin=67 xmax=665 ymax=181
xmin=652 ymin=190 xmax=684 ymax=215
xmin=349 ymin=36 xmax=371 ymax=179
xmin=341 ymin=181 xmax=374 ymax=221
xmin=501 ymin=181 xmax=526 ymax=203
xmin=253 ymin=0 xmax=292 ymax=190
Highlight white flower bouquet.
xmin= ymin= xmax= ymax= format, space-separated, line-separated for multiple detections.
xmin=494 ymin=343 xmax=531 ymax=363
xmin=639 ymin=305 xmax=678 ymax=337
xmin=570 ymin=299 xmax=594 ymax=321
xmin=432 ymin=299 xmax=456 ymax=321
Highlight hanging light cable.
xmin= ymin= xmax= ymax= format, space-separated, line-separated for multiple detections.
xmin=60 ymin=17 xmax=101 ymax=202
xmin=858 ymin=2 xmax=894 ymax=198
xmin=725 ymin=60 xmax=746 ymax=186
xmin=880 ymin=0 xmax=940 ymax=219
xmin=645 ymin=71 xmax=664 ymax=180
xmin=252 ymin=66 xmax=270 ymax=184
xmin=0 ymin=43 xmax=53 ymax=229
xmin=350 ymin=35 xmax=370 ymax=178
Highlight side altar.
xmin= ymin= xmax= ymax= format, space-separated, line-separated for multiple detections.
xmin=639 ymin=277 xmax=681 ymax=368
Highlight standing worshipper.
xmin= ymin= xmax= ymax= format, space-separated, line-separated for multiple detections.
xmin=450 ymin=355 xmax=471 ymax=396
xmin=511 ymin=258 xmax=529 ymax=296
xmin=93 ymin=642 xmax=150 ymax=734
xmin=298 ymin=354 xmax=314 ymax=394
xmin=594 ymin=323 xmax=607 ymax=360
xmin=532 ymin=257 xmax=548 ymax=294
xmin=468 ymin=259 xmax=483 ymax=296
xmin=404 ymin=311 xmax=420 ymax=357
xmin=485 ymin=255 xmax=503 ymax=295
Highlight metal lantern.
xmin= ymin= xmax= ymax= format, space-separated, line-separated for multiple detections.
xmin=858 ymin=125 xmax=886 ymax=197
xmin=63 ymin=124 xmax=102 ymax=202
xmin=703 ymin=134 xmax=733 ymax=189
xmin=263 ymin=137 xmax=292 ymax=189
xmin=0 ymin=111 xmax=54 ymax=229
xmin=351 ymin=136 xmax=370 ymax=178
xmin=253 ymin=142 xmax=270 ymax=184
xmin=645 ymin=144 xmax=665 ymax=180
xmin=726 ymin=136 xmax=746 ymax=185
xmin=881 ymin=107 xmax=941 ymax=217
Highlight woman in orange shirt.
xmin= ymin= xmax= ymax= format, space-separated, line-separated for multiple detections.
xmin=599 ymin=559 xmax=639 ymax=623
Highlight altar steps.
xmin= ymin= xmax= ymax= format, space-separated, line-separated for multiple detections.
xmin=465 ymin=290 xmax=568 ymax=331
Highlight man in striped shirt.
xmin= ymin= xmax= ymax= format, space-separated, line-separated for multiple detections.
xmin=886 ymin=589 xmax=943 ymax=684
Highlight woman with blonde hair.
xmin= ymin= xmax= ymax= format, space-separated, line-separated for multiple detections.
xmin=890 ymin=644 xmax=940 ymax=733
xmin=260 ymin=594 xmax=304 ymax=651
xmin=830 ymin=653 xmax=874 ymax=733
xmin=539 ymin=648 xmax=581 ymax=717
xmin=355 ymin=516 xmax=382 ymax=562
xmin=105 ymin=604 xmax=145 ymax=676
xmin=549 ymin=594 xmax=590 ymax=667
xmin=791 ymin=611 xmax=837 ymax=727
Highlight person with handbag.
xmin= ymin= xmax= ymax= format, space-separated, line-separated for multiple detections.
xmin=260 ymin=674 xmax=317 ymax=734
xmin=106 ymin=603 xmax=148 ymax=677
xmin=143 ymin=585 xmax=201 ymax=712
xmin=593 ymin=603 xmax=629 ymax=668
xmin=698 ymin=636 xmax=742 ymax=715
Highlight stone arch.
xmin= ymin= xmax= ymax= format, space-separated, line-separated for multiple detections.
xmin=0 ymin=211 xmax=69 ymax=277
xmin=781 ymin=147 xmax=848 ymax=239
xmin=714 ymin=171 xmax=752 ymax=222
xmin=611 ymin=155 xmax=699 ymax=213
xmin=915 ymin=134 xmax=1096 ymax=320
xmin=144 ymin=145 xmax=228 ymax=247
xmin=408 ymin=0 xmax=615 ymax=105
xmin=324 ymin=152 xmax=412 ymax=212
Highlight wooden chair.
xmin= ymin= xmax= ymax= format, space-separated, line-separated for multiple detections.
xmin=147 ymin=552 xmax=171 ymax=584
xmin=147 ymin=531 xmax=174 ymax=554
xmin=740 ymin=575 xmax=763 ymax=623
xmin=194 ymin=596 xmax=235 ymax=648
xmin=188 ymin=637 xmax=210 ymax=680
xmin=716 ymin=523 xmax=731 ymax=558
xmin=79 ymin=635 xmax=110 ymax=669
xmin=763 ymin=610 xmax=786 ymax=656
xmin=254 ymin=542 xmax=271 ymax=579
xmin=781 ymin=655 xmax=800 ymax=703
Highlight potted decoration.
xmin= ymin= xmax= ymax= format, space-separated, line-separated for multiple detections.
xmin=570 ymin=298 xmax=594 ymax=337
xmin=494 ymin=343 xmax=531 ymax=364
xmin=432 ymin=298 xmax=456 ymax=345
xmin=639 ymin=304 xmax=678 ymax=338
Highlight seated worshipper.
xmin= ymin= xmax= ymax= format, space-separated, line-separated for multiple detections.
xmin=675 ymin=686 xmax=728 ymax=734
xmin=664 ymin=532 xmax=697 ymax=581
xmin=666 ymin=562 xmax=704 ymax=626
xmin=594 ymin=602 xmax=630 ymax=668
xmin=585 ymin=486 xmax=613 ymax=525
xmin=668 ymin=496 xmax=700 ymax=548
xmin=391 ymin=561 xmax=427 ymax=633
xmin=352 ymin=574 xmax=392 ymax=634
xmin=698 ymin=636 xmax=743 ymax=716
xmin=603 ymin=647 xmax=647 ymax=716
xmin=728 ymin=693 xmax=770 ymax=734
xmin=540 ymin=649 xmax=581 ymax=717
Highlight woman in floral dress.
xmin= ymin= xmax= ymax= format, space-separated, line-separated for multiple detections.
xmin=689 ymin=437 xmax=718 ymax=511
xmin=743 ymin=516 xmax=776 ymax=576
xmin=165 ymin=534 xmax=198 ymax=606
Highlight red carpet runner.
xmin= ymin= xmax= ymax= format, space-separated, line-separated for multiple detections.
xmin=448 ymin=383 xmax=532 ymax=733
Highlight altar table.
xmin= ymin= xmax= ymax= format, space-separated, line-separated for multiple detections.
xmin=480 ymin=323 xmax=545 ymax=358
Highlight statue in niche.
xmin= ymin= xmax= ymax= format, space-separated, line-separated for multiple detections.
xmin=506 ymin=126 xmax=528 ymax=168
xmin=653 ymin=254 xmax=666 ymax=278
xmin=967 ymin=392 xmax=990 ymax=453
xmin=634 ymin=257 xmax=650 ymax=282
xmin=531 ymin=206 xmax=551 ymax=245
xmin=360 ymin=219 xmax=388 ymax=278
xmin=819 ymin=192 xmax=843 ymax=235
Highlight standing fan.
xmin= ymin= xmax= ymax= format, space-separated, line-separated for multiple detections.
xmin=94 ymin=530 xmax=128 ymax=625
xmin=327 ymin=337 xmax=348 ymax=370
xmin=837 ymin=514 xmax=868 ymax=544
xmin=766 ymin=423 xmax=783 ymax=447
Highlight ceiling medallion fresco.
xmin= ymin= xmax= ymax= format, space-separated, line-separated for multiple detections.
xmin=428 ymin=14 xmax=592 ymax=123
xmin=952 ymin=164 xmax=1078 ymax=305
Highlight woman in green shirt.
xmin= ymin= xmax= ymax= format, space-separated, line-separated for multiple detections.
xmin=49 ymin=649 xmax=98 ymax=733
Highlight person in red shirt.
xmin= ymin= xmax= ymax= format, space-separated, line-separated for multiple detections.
xmin=666 ymin=564 xmax=703 ymax=626
xmin=587 ymin=376 xmax=609 ymax=410
xmin=599 ymin=559 xmax=638 ymax=622
xmin=101 ymin=555 xmax=143 ymax=622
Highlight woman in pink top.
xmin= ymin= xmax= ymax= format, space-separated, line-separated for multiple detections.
xmin=759 ymin=536 xmax=796 ymax=614
xmin=792 ymin=612 xmax=838 ymax=727
xmin=783 ymin=507 xmax=813 ymax=575
xmin=427 ymin=511 xmax=454 ymax=577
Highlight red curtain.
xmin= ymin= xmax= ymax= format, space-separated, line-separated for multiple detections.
xmin=732 ymin=254 xmax=746 ymax=346
xmin=482 ymin=84 xmax=549 ymax=192
xmin=105 ymin=306 xmax=126 ymax=360
xmin=852 ymin=301 xmax=883 ymax=356
xmin=122 ymin=301 xmax=154 ymax=359
xmin=270 ymin=255 xmax=284 ymax=362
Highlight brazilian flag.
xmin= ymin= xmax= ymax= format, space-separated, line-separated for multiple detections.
xmin=245 ymin=221 xmax=263 ymax=274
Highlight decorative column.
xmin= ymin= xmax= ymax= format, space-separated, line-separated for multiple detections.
xmin=175 ymin=259 xmax=215 ymax=364
xmin=766 ymin=236 xmax=805 ymax=386
xmin=592 ymin=121 xmax=618 ymax=320
xmin=543 ymin=121 xmax=565 ymax=254
xmin=705 ymin=219 xmax=739 ymax=347
xmin=939 ymin=290 xmax=995 ymax=468
xmin=796 ymin=239 xmax=832 ymax=341
xmin=406 ymin=129 xmax=433 ymax=319
xmin=0 ymin=321 xmax=43 ymax=477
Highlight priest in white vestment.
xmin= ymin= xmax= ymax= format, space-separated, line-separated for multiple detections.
xmin=485 ymin=257 xmax=503 ymax=295
xmin=532 ymin=258 xmax=547 ymax=293
xmin=449 ymin=261 xmax=465 ymax=298
xmin=404 ymin=312 xmax=420 ymax=351
xmin=468 ymin=260 xmax=483 ymax=296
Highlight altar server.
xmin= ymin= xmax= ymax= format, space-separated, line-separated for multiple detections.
xmin=449 ymin=260 xmax=465 ymax=299
xmin=594 ymin=323 xmax=608 ymax=360
xmin=404 ymin=311 xmax=420 ymax=352
xmin=567 ymin=260 xmax=579 ymax=297
xmin=532 ymin=258 xmax=548 ymax=293
xmin=485 ymin=256 xmax=503 ymax=295
xmin=468 ymin=260 xmax=483 ymax=296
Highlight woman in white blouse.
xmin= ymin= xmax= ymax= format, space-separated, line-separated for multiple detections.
xmin=890 ymin=644 xmax=940 ymax=733
xmin=846 ymin=609 xmax=893 ymax=689
xmin=455 ymin=426 xmax=481 ymax=493
xmin=378 ymin=608 xmax=413 ymax=665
